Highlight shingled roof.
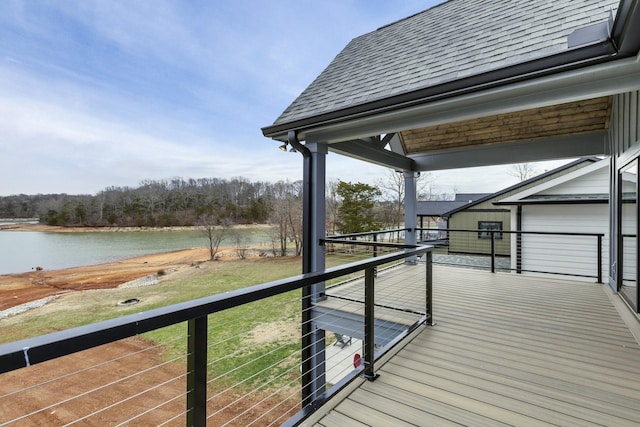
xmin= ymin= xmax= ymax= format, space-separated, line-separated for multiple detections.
xmin=264 ymin=0 xmax=620 ymax=137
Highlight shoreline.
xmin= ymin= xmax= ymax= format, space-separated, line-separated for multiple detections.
xmin=0 ymin=247 xmax=213 ymax=312
xmin=0 ymin=241 xmax=277 ymax=312
xmin=0 ymin=223 xmax=273 ymax=233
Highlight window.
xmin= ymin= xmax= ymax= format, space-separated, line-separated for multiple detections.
xmin=478 ymin=221 xmax=502 ymax=239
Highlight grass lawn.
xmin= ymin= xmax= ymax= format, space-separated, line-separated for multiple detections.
xmin=0 ymin=254 xmax=370 ymax=400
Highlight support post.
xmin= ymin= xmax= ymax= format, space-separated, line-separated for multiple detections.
xmin=187 ymin=316 xmax=208 ymax=427
xmin=362 ymin=267 xmax=379 ymax=381
xmin=404 ymin=171 xmax=418 ymax=263
xmin=299 ymin=141 xmax=328 ymax=407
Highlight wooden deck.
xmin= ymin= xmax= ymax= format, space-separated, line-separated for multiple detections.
xmin=306 ymin=265 xmax=640 ymax=426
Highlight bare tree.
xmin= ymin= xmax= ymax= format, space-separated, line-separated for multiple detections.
xmin=233 ymin=230 xmax=249 ymax=260
xmin=377 ymin=170 xmax=433 ymax=228
xmin=268 ymin=180 xmax=303 ymax=256
xmin=200 ymin=214 xmax=229 ymax=260
xmin=265 ymin=227 xmax=282 ymax=257
xmin=508 ymin=163 xmax=538 ymax=182
xmin=287 ymin=181 xmax=303 ymax=256
xmin=326 ymin=179 xmax=340 ymax=235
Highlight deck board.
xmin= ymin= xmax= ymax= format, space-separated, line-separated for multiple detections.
xmin=309 ymin=265 xmax=640 ymax=426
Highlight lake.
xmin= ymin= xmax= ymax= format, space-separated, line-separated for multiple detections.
xmin=0 ymin=227 xmax=272 ymax=275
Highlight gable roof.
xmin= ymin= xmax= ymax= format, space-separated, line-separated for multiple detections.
xmin=418 ymin=193 xmax=490 ymax=216
xmin=263 ymin=0 xmax=628 ymax=139
xmin=496 ymin=159 xmax=610 ymax=204
xmin=418 ymin=201 xmax=469 ymax=217
xmin=443 ymin=157 xmax=600 ymax=216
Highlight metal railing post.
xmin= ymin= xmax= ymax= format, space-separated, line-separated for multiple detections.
xmin=187 ymin=316 xmax=208 ymax=427
xmin=516 ymin=230 xmax=522 ymax=274
xmin=426 ymin=251 xmax=434 ymax=326
xmin=597 ymin=234 xmax=603 ymax=283
xmin=490 ymin=231 xmax=496 ymax=273
xmin=362 ymin=267 xmax=379 ymax=381
xmin=373 ymin=233 xmax=378 ymax=258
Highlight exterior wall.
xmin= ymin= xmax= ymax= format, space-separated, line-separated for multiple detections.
xmin=448 ymin=210 xmax=510 ymax=255
xmin=516 ymin=204 xmax=609 ymax=282
xmin=610 ymin=90 xmax=640 ymax=292
xmin=541 ymin=166 xmax=609 ymax=195
xmin=447 ymin=161 xmax=596 ymax=256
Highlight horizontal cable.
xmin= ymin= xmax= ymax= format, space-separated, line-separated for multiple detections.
xmin=0 ymin=335 xmax=185 ymax=401
xmin=5 ymin=353 xmax=186 ymax=426
xmin=63 ymin=372 xmax=186 ymax=426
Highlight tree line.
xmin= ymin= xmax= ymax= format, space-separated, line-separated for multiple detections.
xmin=1 ymin=174 xmax=453 ymax=257
xmin=0 ymin=177 xmax=278 ymax=227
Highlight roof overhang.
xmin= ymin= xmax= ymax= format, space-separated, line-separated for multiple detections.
xmin=263 ymin=0 xmax=640 ymax=172
xmin=296 ymin=52 xmax=640 ymax=145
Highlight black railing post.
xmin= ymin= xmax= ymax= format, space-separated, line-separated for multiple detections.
xmin=516 ymin=207 xmax=522 ymax=274
xmin=490 ymin=231 xmax=496 ymax=273
xmin=597 ymin=234 xmax=603 ymax=283
xmin=373 ymin=233 xmax=378 ymax=258
xmin=187 ymin=316 xmax=208 ymax=427
xmin=373 ymin=234 xmax=378 ymax=277
xmin=426 ymin=251 xmax=434 ymax=326
xmin=362 ymin=267 xmax=379 ymax=381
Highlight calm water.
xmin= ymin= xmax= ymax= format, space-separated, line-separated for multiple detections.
xmin=0 ymin=227 xmax=270 ymax=275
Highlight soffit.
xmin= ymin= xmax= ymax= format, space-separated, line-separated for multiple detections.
xmin=399 ymin=96 xmax=612 ymax=155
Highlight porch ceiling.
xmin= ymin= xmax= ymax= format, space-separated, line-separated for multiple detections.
xmin=399 ymin=96 xmax=612 ymax=155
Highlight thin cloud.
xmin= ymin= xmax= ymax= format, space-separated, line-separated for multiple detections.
xmin=1 ymin=0 xmax=564 ymax=197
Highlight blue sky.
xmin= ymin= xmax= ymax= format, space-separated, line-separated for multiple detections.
xmin=0 ymin=1 xmax=572 ymax=196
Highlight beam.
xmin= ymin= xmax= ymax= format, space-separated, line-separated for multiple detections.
xmin=329 ymin=139 xmax=415 ymax=171
xmin=410 ymin=131 xmax=608 ymax=171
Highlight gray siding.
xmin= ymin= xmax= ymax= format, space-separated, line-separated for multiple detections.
xmin=610 ymin=90 xmax=640 ymax=291
xmin=612 ymin=91 xmax=640 ymax=156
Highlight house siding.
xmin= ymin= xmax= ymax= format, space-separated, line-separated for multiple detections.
xmin=541 ymin=166 xmax=610 ymax=195
xmin=448 ymin=210 xmax=510 ymax=255
xmin=518 ymin=204 xmax=609 ymax=282
xmin=610 ymin=90 xmax=640 ymax=293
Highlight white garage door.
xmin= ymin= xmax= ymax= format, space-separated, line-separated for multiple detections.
xmin=518 ymin=204 xmax=609 ymax=281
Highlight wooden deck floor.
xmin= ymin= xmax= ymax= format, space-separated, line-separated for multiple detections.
xmin=307 ymin=265 xmax=640 ymax=426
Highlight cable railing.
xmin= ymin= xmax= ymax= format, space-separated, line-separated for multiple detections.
xmin=417 ymin=227 xmax=606 ymax=283
xmin=0 ymin=245 xmax=432 ymax=426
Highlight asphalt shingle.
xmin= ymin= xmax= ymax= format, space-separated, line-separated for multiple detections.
xmin=272 ymin=0 xmax=618 ymax=127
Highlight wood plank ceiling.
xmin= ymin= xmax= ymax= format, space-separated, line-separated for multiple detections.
xmin=399 ymin=96 xmax=612 ymax=154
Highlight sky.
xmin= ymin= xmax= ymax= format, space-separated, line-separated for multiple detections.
xmin=0 ymin=1 xmax=575 ymax=197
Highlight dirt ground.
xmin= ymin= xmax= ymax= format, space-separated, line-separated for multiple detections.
xmin=0 ymin=248 xmax=212 ymax=311
xmin=0 ymin=225 xmax=300 ymax=425
xmin=0 ymin=337 xmax=299 ymax=426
